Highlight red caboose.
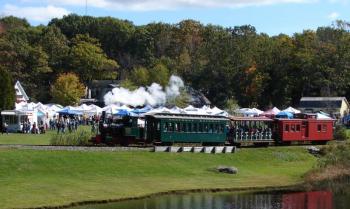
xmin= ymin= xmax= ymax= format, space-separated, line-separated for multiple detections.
xmin=274 ymin=113 xmax=334 ymax=144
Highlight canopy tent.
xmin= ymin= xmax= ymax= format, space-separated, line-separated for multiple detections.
xmin=283 ymin=106 xmax=301 ymax=114
xmin=46 ymin=104 xmax=63 ymax=112
xmin=114 ymin=109 xmax=130 ymax=116
xmin=261 ymin=107 xmax=281 ymax=116
xmin=207 ymin=106 xmax=229 ymax=116
xmin=237 ymin=108 xmax=263 ymax=116
xmin=276 ymin=111 xmax=293 ymax=119
xmin=85 ymin=104 xmax=103 ymax=115
xmin=102 ymin=104 xmax=120 ymax=114
xmin=57 ymin=107 xmax=83 ymax=115
xmin=169 ymin=106 xmax=185 ymax=114
xmin=146 ymin=107 xmax=171 ymax=114
xmin=183 ymin=105 xmax=197 ymax=112
xmin=317 ymin=113 xmax=332 ymax=119
xmin=132 ymin=105 xmax=153 ymax=115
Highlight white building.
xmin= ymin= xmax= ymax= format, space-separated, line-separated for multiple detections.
xmin=14 ymin=81 xmax=29 ymax=103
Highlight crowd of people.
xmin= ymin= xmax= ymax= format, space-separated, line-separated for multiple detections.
xmin=0 ymin=114 xmax=101 ymax=135
xmin=49 ymin=117 xmax=80 ymax=134
xmin=21 ymin=120 xmax=46 ymax=134
xmin=230 ymin=122 xmax=273 ymax=139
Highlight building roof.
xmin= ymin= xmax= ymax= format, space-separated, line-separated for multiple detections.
xmin=146 ymin=113 xmax=229 ymax=121
xmin=15 ymin=81 xmax=29 ymax=101
xmin=299 ymin=97 xmax=349 ymax=109
xmin=300 ymin=97 xmax=347 ymax=101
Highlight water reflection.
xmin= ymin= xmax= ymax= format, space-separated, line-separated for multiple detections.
xmin=282 ymin=191 xmax=332 ymax=209
xmin=73 ymin=189 xmax=349 ymax=209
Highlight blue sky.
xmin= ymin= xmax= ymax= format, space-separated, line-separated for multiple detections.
xmin=0 ymin=0 xmax=349 ymax=35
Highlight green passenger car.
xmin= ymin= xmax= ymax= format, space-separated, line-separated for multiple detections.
xmin=145 ymin=113 xmax=230 ymax=145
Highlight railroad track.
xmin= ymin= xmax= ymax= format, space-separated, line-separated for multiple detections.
xmin=0 ymin=144 xmax=153 ymax=151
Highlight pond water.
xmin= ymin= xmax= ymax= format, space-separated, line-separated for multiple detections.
xmin=73 ymin=186 xmax=350 ymax=209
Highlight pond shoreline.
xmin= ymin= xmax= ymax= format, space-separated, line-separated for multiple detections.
xmin=22 ymin=184 xmax=306 ymax=209
xmin=25 ymin=173 xmax=350 ymax=209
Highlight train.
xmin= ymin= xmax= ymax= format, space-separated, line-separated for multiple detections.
xmin=92 ymin=111 xmax=335 ymax=146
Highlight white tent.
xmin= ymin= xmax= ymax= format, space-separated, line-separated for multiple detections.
xmin=317 ymin=113 xmax=332 ymax=119
xmin=184 ymin=105 xmax=197 ymax=111
xmin=170 ymin=106 xmax=185 ymax=114
xmin=146 ymin=107 xmax=171 ymax=114
xmin=210 ymin=106 xmax=229 ymax=117
xmin=283 ymin=106 xmax=301 ymax=114
xmin=87 ymin=104 xmax=103 ymax=115
xmin=46 ymin=104 xmax=62 ymax=112
xmin=237 ymin=108 xmax=263 ymax=116
xmin=235 ymin=108 xmax=251 ymax=114
xmin=262 ymin=107 xmax=281 ymax=116
xmin=102 ymin=104 xmax=120 ymax=114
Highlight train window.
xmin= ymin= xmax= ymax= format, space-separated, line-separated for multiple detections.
xmin=176 ymin=123 xmax=181 ymax=132
xmin=157 ymin=122 xmax=160 ymax=131
xmin=182 ymin=123 xmax=186 ymax=132
xmin=169 ymin=122 xmax=174 ymax=132
xmin=317 ymin=124 xmax=322 ymax=132
xmin=296 ymin=125 xmax=300 ymax=132
xmin=199 ymin=124 xmax=203 ymax=132
xmin=291 ymin=125 xmax=295 ymax=132
xmin=209 ymin=124 xmax=213 ymax=133
xmin=204 ymin=124 xmax=209 ymax=132
xmin=193 ymin=123 xmax=197 ymax=132
xmin=215 ymin=124 xmax=219 ymax=133
xmin=322 ymin=124 xmax=327 ymax=132
xmin=188 ymin=123 xmax=192 ymax=132
xmin=220 ymin=125 xmax=224 ymax=133
xmin=164 ymin=123 xmax=168 ymax=132
xmin=285 ymin=124 xmax=289 ymax=132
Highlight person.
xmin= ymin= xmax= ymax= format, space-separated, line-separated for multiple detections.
xmin=56 ymin=119 xmax=61 ymax=134
xmin=91 ymin=121 xmax=96 ymax=133
xmin=2 ymin=121 xmax=9 ymax=134
xmin=32 ymin=122 xmax=38 ymax=134
xmin=39 ymin=121 xmax=45 ymax=134
xmin=26 ymin=121 xmax=31 ymax=134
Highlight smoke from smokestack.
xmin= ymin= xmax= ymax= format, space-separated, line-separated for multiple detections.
xmin=104 ymin=75 xmax=185 ymax=106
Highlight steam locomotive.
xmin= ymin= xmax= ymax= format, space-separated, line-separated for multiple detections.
xmin=92 ymin=111 xmax=335 ymax=146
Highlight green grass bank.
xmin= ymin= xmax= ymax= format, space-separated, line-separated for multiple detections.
xmin=0 ymin=146 xmax=316 ymax=209
xmin=0 ymin=126 xmax=91 ymax=145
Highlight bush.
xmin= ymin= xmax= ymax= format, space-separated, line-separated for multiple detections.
xmin=50 ymin=129 xmax=92 ymax=146
xmin=334 ymin=125 xmax=348 ymax=141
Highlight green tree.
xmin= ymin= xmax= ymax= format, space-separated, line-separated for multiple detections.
xmin=40 ymin=26 xmax=70 ymax=72
xmin=130 ymin=66 xmax=150 ymax=86
xmin=51 ymin=73 xmax=85 ymax=106
xmin=149 ymin=63 xmax=170 ymax=87
xmin=0 ymin=16 xmax=30 ymax=31
xmin=166 ymin=89 xmax=190 ymax=108
xmin=119 ymin=79 xmax=138 ymax=90
xmin=70 ymin=34 xmax=119 ymax=83
xmin=0 ymin=67 xmax=15 ymax=111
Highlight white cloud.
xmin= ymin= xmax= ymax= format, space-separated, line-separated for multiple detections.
xmin=1 ymin=4 xmax=70 ymax=22
xmin=24 ymin=0 xmax=316 ymax=11
xmin=327 ymin=12 xmax=340 ymax=20
xmin=328 ymin=0 xmax=348 ymax=4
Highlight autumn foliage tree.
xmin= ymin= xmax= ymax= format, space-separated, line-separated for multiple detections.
xmin=51 ymin=73 xmax=85 ymax=106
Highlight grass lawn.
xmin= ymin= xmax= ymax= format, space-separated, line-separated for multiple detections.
xmin=0 ymin=126 xmax=91 ymax=145
xmin=0 ymin=146 xmax=317 ymax=209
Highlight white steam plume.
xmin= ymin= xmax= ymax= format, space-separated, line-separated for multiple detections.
xmin=104 ymin=75 xmax=185 ymax=106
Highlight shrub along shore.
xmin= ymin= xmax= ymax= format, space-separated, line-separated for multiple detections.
xmin=0 ymin=146 xmax=316 ymax=209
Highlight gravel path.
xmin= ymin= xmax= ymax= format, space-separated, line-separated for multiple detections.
xmin=0 ymin=144 xmax=153 ymax=152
